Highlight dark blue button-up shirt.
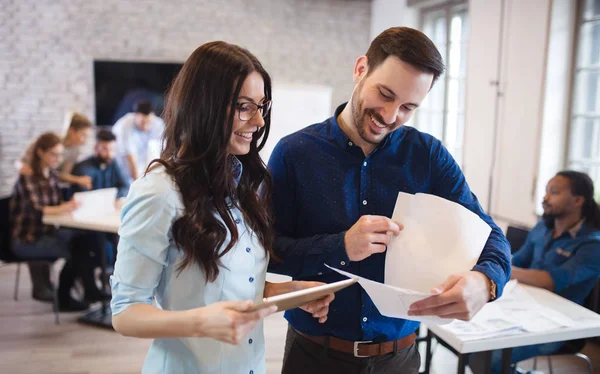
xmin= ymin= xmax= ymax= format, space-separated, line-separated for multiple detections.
xmin=268 ymin=103 xmax=512 ymax=342
xmin=512 ymin=220 xmax=600 ymax=306
xmin=72 ymin=156 xmax=130 ymax=198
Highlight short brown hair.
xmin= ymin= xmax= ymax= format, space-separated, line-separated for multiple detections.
xmin=68 ymin=113 xmax=93 ymax=132
xmin=366 ymin=27 xmax=445 ymax=86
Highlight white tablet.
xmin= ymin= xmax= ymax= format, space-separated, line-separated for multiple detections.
xmin=250 ymin=278 xmax=358 ymax=312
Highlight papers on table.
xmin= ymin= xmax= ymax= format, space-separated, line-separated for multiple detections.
xmin=328 ymin=192 xmax=492 ymax=325
xmin=72 ymin=188 xmax=118 ymax=220
xmin=439 ymin=281 xmax=576 ymax=340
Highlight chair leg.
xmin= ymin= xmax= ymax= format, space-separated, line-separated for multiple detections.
xmin=13 ymin=263 xmax=21 ymax=301
xmin=574 ymin=353 xmax=593 ymax=374
xmin=52 ymin=284 xmax=60 ymax=325
xmin=49 ymin=263 xmax=60 ymax=325
xmin=532 ymin=356 xmax=537 ymax=370
xmin=547 ymin=355 xmax=553 ymax=374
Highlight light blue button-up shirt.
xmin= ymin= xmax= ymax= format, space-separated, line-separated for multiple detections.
xmin=111 ymin=162 xmax=268 ymax=374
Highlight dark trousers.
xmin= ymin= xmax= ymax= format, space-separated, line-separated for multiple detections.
xmin=13 ymin=229 xmax=99 ymax=300
xmin=282 ymin=326 xmax=421 ymax=374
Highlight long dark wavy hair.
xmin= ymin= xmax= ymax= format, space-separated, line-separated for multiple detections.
xmin=149 ymin=41 xmax=275 ymax=281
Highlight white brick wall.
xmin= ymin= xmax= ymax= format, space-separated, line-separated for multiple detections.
xmin=0 ymin=0 xmax=371 ymax=198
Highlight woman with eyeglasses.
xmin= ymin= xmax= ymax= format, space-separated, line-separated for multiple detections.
xmin=10 ymin=132 xmax=98 ymax=312
xmin=110 ymin=41 xmax=333 ymax=374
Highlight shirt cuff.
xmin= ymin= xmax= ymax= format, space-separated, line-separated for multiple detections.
xmin=472 ymin=262 xmax=510 ymax=300
xmin=547 ymin=267 xmax=570 ymax=293
xmin=110 ymin=276 xmax=154 ymax=316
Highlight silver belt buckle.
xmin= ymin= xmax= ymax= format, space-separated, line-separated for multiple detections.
xmin=353 ymin=340 xmax=373 ymax=358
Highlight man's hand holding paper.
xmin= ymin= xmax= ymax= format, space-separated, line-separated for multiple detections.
xmin=332 ymin=192 xmax=493 ymax=324
xmin=407 ymin=270 xmax=491 ymax=321
xmin=344 ymin=215 xmax=403 ymax=261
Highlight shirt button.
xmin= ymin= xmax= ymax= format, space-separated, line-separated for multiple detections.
xmin=363 ymin=317 xmax=368 ymax=322
xmin=318 ymin=272 xmax=323 ymax=276
xmin=235 ymin=218 xmax=241 ymax=224
xmin=250 ymin=371 xmax=254 ymax=374
xmin=246 ymin=247 xmax=251 ymax=253
xmin=340 ymin=261 xmax=346 ymax=266
xmin=348 ymin=141 xmax=353 ymax=146
xmin=362 ymin=200 xmax=367 ymax=205
xmin=363 ymin=161 xmax=367 ymax=166
xmin=249 ymin=277 xmax=254 ymax=283
xmin=249 ymin=338 xmax=253 ymax=344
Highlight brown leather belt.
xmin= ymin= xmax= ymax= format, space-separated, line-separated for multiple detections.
xmin=293 ymin=327 xmax=416 ymax=358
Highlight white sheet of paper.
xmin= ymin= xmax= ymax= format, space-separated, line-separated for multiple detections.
xmin=326 ymin=265 xmax=452 ymax=325
xmin=72 ymin=188 xmax=118 ymax=220
xmin=324 ymin=192 xmax=492 ymax=325
xmin=385 ymin=192 xmax=492 ymax=292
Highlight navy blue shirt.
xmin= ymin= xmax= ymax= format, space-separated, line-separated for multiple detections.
xmin=513 ymin=220 xmax=600 ymax=306
xmin=268 ymin=103 xmax=512 ymax=342
xmin=72 ymin=156 xmax=130 ymax=198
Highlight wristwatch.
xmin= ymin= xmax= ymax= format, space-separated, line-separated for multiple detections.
xmin=489 ymin=279 xmax=497 ymax=301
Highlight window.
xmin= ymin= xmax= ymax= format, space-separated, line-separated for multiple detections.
xmin=415 ymin=2 xmax=468 ymax=166
xmin=568 ymin=0 xmax=600 ymax=200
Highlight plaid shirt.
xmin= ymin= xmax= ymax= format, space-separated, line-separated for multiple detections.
xmin=10 ymin=171 xmax=62 ymax=243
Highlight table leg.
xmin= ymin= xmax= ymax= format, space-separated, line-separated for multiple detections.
xmin=457 ymin=353 xmax=469 ymax=374
xmin=500 ymin=348 xmax=513 ymax=374
xmin=78 ymin=233 xmax=113 ymax=329
xmin=424 ymin=330 xmax=433 ymax=374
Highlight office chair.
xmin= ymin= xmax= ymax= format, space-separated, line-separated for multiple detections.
xmin=505 ymin=225 xmax=531 ymax=253
xmin=0 ymin=196 xmax=62 ymax=324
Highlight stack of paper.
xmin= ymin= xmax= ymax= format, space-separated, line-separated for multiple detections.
xmin=329 ymin=192 xmax=492 ymax=325
xmin=439 ymin=281 xmax=576 ymax=340
xmin=72 ymin=188 xmax=118 ymax=221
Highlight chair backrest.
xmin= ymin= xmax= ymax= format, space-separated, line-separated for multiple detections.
xmin=506 ymin=225 xmax=530 ymax=253
xmin=0 ymin=196 xmax=16 ymax=262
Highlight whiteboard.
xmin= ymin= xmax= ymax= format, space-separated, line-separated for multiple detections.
xmin=260 ymin=84 xmax=332 ymax=164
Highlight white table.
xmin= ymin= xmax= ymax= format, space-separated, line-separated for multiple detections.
xmin=43 ymin=211 xmax=120 ymax=328
xmin=42 ymin=212 xmax=120 ymax=234
xmin=423 ymin=284 xmax=600 ymax=374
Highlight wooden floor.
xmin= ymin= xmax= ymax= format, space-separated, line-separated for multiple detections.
xmin=1 ymin=263 xmax=599 ymax=374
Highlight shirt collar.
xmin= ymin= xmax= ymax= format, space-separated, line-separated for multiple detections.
xmin=231 ymin=156 xmax=243 ymax=187
xmin=331 ymin=103 xmax=352 ymax=149
xmin=330 ymin=102 xmax=394 ymax=152
xmin=568 ymin=219 xmax=585 ymax=238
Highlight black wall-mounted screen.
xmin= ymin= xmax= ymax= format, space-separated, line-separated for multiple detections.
xmin=93 ymin=60 xmax=183 ymax=126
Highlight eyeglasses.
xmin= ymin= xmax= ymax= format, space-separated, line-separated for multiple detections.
xmin=46 ymin=151 xmax=63 ymax=159
xmin=235 ymin=100 xmax=272 ymax=121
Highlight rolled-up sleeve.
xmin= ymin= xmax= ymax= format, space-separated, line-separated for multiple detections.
xmin=548 ymin=239 xmax=600 ymax=293
xmin=110 ymin=174 xmax=177 ymax=315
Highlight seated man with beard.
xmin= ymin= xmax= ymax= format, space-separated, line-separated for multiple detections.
xmin=473 ymin=170 xmax=600 ymax=373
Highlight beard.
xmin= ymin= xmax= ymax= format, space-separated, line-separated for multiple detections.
xmin=351 ymin=81 xmax=399 ymax=146
xmin=542 ymin=212 xmax=556 ymax=229
xmin=96 ymin=155 xmax=113 ymax=164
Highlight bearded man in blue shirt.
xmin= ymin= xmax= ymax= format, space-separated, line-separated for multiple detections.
xmin=268 ymin=27 xmax=512 ymax=374
xmin=479 ymin=171 xmax=600 ymax=373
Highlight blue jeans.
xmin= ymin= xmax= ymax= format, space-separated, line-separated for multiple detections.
xmin=12 ymin=228 xmax=76 ymax=259
xmin=491 ymin=341 xmax=565 ymax=373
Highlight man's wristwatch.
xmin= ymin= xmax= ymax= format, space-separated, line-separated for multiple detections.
xmin=489 ymin=279 xmax=497 ymax=301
